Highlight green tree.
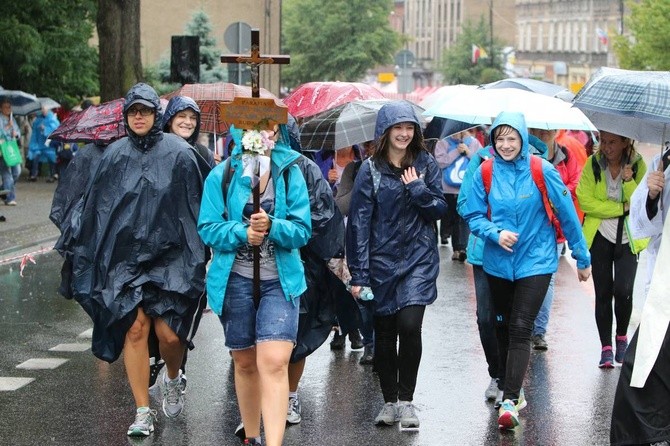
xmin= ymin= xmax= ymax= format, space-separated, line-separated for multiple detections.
xmin=613 ymin=0 xmax=670 ymax=70
xmin=439 ymin=18 xmax=505 ymax=85
xmin=282 ymin=0 xmax=401 ymax=87
xmin=0 ymin=1 xmax=99 ymax=107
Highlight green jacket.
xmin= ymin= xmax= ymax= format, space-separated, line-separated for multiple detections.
xmin=576 ymin=152 xmax=649 ymax=254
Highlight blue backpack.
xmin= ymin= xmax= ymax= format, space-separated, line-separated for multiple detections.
xmin=443 ymin=154 xmax=469 ymax=187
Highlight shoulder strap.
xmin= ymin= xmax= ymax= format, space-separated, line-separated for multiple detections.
xmin=220 ymin=157 xmax=232 ymax=219
xmin=481 ymin=158 xmax=493 ymax=194
xmin=530 ymin=155 xmax=563 ymax=237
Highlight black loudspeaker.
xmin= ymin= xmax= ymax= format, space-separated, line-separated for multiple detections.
xmin=170 ymin=36 xmax=200 ymax=84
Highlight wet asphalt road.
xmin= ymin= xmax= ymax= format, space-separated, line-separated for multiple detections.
xmin=0 ymin=247 xmax=647 ymax=446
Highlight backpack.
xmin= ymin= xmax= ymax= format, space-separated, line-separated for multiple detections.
xmin=443 ymin=154 xmax=469 ymax=187
xmin=481 ymin=155 xmax=563 ymax=239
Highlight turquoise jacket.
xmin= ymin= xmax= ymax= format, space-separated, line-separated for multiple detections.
xmin=461 ymin=112 xmax=590 ymax=280
xmin=197 ymin=126 xmax=312 ymax=315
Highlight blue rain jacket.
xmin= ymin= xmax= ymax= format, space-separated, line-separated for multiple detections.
xmin=198 ymin=125 xmax=312 ymax=315
xmin=346 ymin=149 xmax=447 ymax=316
xmin=461 ymin=112 xmax=590 ymax=280
xmin=28 ymin=110 xmax=59 ymax=163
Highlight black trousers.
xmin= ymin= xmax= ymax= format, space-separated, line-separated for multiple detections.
xmin=374 ymin=305 xmax=426 ymax=403
xmin=590 ymin=232 xmax=638 ymax=347
xmin=487 ymin=273 xmax=551 ymax=401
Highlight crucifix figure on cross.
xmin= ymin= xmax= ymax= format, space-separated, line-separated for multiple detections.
xmin=221 ymin=28 xmax=290 ymax=98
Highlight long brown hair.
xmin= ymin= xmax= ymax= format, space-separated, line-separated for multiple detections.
xmin=372 ymin=122 xmax=426 ymax=169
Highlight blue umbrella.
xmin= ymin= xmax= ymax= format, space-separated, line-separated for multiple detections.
xmin=0 ymin=88 xmax=41 ymax=115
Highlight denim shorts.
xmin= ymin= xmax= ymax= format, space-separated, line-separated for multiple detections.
xmin=219 ymin=272 xmax=299 ymax=350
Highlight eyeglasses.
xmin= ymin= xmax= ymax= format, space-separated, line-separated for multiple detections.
xmin=127 ymin=106 xmax=154 ymax=117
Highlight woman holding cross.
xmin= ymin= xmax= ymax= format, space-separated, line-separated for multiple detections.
xmin=198 ymin=122 xmax=311 ymax=446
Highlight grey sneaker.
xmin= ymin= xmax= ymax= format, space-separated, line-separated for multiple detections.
xmin=127 ymin=407 xmax=157 ymax=437
xmin=286 ymin=395 xmax=302 ymax=424
xmin=485 ymin=378 xmax=499 ymax=400
xmin=374 ymin=402 xmax=398 ymax=425
xmin=532 ymin=334 xmax=548 ymax=350
xmin=162 ymin=370 xmax=185 ymax=418
xmin=397 ymin=401 xmax=420 ymax=428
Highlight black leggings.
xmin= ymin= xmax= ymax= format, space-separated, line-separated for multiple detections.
xmin=590 ymin=231 xmax=638 ymax=347
xmin=374 ymin=305 xmax=426 ymax=403
xmin=487 ymin=273 xmax=551 ymax=401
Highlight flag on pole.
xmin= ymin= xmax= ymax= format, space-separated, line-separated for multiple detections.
xmin=471 ymin=45 xmax=488 ymax=64
xmin=596 ymin=28 xmax=608 ymax=46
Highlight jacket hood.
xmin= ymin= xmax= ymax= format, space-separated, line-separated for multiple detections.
xmin=123 ymin=83 xmax=163 ymax=151
xmin=286 ymin=114 xmax=302 ymax=152
xmin=489 ymin=111 xmax=529 ymax=161
xmin=374 ymin=101 xmax=420 ymax=140
xmin=162 ymin=96 xmax=201 ymax=146
xmin=228 ymin=124 xmax=300 ymax=169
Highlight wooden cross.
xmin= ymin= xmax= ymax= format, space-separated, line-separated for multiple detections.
xmin=221 ymin=28 xmax=290 ymax=98
xmin=220 ymin=28 xmax=290 ymax=309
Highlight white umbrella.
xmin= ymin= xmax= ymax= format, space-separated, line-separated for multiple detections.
xmin=423 ymin=87 xmax=596 ymax=131
xmin=418 ymin=84 xmax=478 ymax=112
xmin=39 ymin=97 xmax=61 ymax=111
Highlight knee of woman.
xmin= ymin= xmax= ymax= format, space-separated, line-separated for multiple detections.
xmin=126 ymin=320 xmax=148 ymax=343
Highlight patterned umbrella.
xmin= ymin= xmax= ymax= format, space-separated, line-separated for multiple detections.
xmin=50 ymin=98 xmax=169 ymax=144
xmin=49 ymin=99 xmax=125 ymax=144
xmin=284 ymin=82 xmax=386 ymax=119
xmin=299 ymin=99 xmax=425 ymax=152
xmin=573 ymin=67 xmax=670 ymax=145
xmin=162 ymin=82 xmax=282 ymax=134
xmin=0 ymin=88 xmax=41 ymax=116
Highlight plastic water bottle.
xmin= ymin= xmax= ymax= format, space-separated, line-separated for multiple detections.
xmin=346 ymin=282 xmax=374 ymax=301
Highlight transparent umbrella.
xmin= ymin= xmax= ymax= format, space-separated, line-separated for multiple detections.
xmin=0 ymin=88 xmax=41 ymax=116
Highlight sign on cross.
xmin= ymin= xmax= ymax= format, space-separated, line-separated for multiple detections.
xmin=220 ymin=28 xmax=290 ymax=131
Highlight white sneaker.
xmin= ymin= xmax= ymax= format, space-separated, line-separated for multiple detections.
xmin=286 ymin=394 xmax=301 ymax=424
xmin=127 ymin=407 xmax=157 ymax=437
xmin=162 ymin=369 xmax=185 ymax=418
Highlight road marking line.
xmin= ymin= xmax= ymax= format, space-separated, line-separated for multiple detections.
xmin=0 ymin=377 xmax=35 ymax=391
xmin=15 ymin=358 xmax=69 ymax=370
xmin=49 ymin=343 xmax=90 ymax=352
xmin=78 ymin=328 xmax=93 ymax=339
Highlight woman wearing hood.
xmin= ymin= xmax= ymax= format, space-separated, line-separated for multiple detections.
xmin=198 ymin=122 xmax=311 ymax=446
xmin=346 ymin=101 xmax=447 ymax=429
xmin=462 ymin=111 xmax=591 ymax=430
xmin=162 ymin=95 xmax=216 ymax=172
xmin=70 ymin=83 xmax=207 ymax=438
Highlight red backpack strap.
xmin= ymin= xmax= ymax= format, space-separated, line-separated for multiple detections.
xmin=481 ymin=158 xmax=494 ymax=220
xmin=530 ymin=155 xmax=563 ymax=238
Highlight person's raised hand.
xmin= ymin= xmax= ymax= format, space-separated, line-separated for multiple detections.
xmin=401 ymin=166 xmax=419 ymax=185
xmin=647 ymin=169 xmax=665 ymax=200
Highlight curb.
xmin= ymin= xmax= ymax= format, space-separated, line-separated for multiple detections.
xmin=0 ymin=236 xmax=58 ymax=265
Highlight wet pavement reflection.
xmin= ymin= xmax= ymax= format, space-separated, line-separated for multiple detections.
xmin=0 ymin=249 xmax=646 ymax=445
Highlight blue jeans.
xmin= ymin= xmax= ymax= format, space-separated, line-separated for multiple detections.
xmin=532 ymin=273 xmax=555 ymax=337
xmin=473 ymin=265 xmax=499 ymax=379
xmin=219 ymin=272 xmax=300 ymax=350
xmin=0 ymin=158 xmax=20 ymax=202
xmin=532 ymin=243 xmax=562 ymax=337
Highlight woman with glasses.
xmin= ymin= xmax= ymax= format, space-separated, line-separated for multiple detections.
xmin=69 ymin=83 xmax=207 ymax=438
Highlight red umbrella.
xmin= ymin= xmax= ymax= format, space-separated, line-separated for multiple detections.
xmin=162 ymin=82 xmax=282 ymax=134
xmin=284 ymin=82 xmax=386 ymax=119
xmin=49 ymin=98 xmax=170 ymax=144
xmin=50 ymin=99 xmax=125 ymax=144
